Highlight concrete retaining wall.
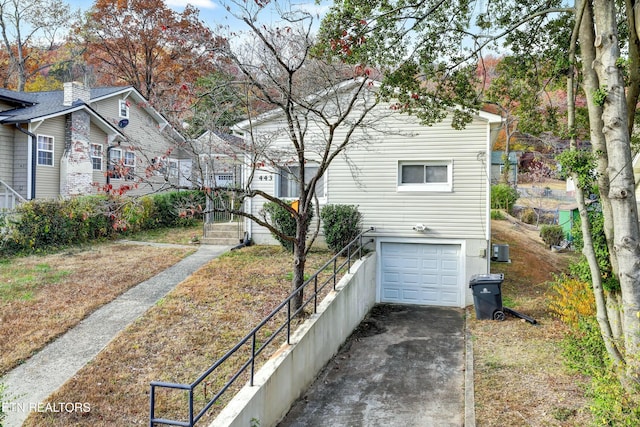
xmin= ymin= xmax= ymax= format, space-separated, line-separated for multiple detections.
xmin=210 ymin=253 xmax=377 ymax=427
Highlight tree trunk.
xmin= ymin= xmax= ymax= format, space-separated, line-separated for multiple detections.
xmin=292 ymin=198 xmax=309 ymax=311
xmin=567 ymin=6 xmax=624 ymax=365
xmin=592 ymin=0 xmax=640 ymax=380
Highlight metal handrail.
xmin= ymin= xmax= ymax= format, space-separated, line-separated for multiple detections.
xmin=149 ymin=227 xmax=375 ymax=427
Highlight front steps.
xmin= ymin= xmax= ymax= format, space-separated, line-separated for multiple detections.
xmin=201 ymin=222 xmax=244 ymax=246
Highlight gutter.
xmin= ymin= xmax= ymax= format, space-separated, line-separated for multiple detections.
xmin=14 ymin=124 xmax=36 ymax=200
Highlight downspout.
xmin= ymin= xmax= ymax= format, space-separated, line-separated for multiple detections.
xmin=15 ymin=124 xmax=36 ymax=200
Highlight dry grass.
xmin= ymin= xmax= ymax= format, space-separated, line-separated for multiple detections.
xmin=0 ymin=243 xmax=192 ymax=376
xmin=6 ymin=216 xmax=595 ymax=426
xmin=23 ymin=245 xmax=338 ymax=426
xmin=470 ymin=219 xmax=593 ymax=426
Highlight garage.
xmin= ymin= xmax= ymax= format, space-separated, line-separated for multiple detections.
xmin=379 ymin=242 xmax=462 ymax=307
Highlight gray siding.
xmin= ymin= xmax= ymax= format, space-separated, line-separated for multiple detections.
xmin=90 ymin=122 xmax=107 ymax=188
xmin=34 ymin=116 xmax=66 ymax=199
xmin=12 ymin=132 xmax=28 ymax=198
xmin=0 ymin=124 xmax=14 ymax=184
xmin=91 ymin=95 xmax=184 ymax=196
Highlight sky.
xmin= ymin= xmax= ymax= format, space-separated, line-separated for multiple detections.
xmin=67 ymin=0 xmax=331 ymax=32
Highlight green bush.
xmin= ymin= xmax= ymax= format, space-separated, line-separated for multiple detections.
xmin=150 ymin=190 xmax=205 ymax=228
xmin=0 ymin=196 xmax=117 ymax=255
xmin=491 ymin=184 xmax=519 ymax=211
xmin=540 ymin=224 xmax=564 ymax=247
xmin=320 ymin=204 xmax=363 ymax=254
xmin=262 ymin=200 xmax=313 ymax=252
xmin=490 ymin=210 xmax=505 ymax=220
xmin=520 ymin=208 xmax=537 ymax=224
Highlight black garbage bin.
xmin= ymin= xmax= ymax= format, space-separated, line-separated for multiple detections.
xmin=469 ymin=273 xmax=505 ymax=320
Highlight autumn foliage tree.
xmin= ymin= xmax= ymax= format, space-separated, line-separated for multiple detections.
xmin=78 ymin=0 xmax=227 ymax=123
xmin=0 ymin=0 xmax=80 ymax=90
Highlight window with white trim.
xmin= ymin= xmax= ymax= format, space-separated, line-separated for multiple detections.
xmin=109 ymin=148 xmax=135 ymax=180
xmin=168 ymin=159 xmax=179 ymax=178
xmin=91 ymin=144 xmax=103 ymax=171
xmin=37 ymin=135 xmax=54 ymax=166
xmin=119 ymin=100 xmax=129 ymax=119
xmin=276 ymin=164 xmax=325 ymax=198
xmin=398 ymin=161 xmax=453 ymax=192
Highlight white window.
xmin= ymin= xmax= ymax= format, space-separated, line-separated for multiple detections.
xmin=398 ymin=161 xmax=453 ymax=192
xmin=124 ymin=151 xmax=136 ymax=180
xmin=91 ymin=144 xmax=103 ymax=171
xmin=109 ymin=148 xmax=135 ymax=180
xmin=276 ymin=164 xmax=325 ymax=199
xmin=119 ymin=100 xmax=129 ymax=119
xmin=37 ymin=135 xmax=54 ymax=166
xmin=168 ymin=159 xmax=179 ymax=178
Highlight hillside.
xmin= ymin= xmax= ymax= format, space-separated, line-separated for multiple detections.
xmin=469 ymin=218 xmax=593 ymax=426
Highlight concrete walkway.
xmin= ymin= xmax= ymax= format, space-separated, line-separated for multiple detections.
xmin=1 ymin=243 xmax=230 ymax=427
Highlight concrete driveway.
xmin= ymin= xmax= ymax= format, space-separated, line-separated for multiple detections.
xmin=278 ymin=304 xmax=466 ymax=427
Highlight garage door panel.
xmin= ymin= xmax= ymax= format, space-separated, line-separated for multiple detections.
xmin=381 ymin=243 xmax=462 ymax=307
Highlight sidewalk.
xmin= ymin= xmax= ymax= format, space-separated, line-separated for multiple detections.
xmin=1 ymin=243 xmax=230 ymax=427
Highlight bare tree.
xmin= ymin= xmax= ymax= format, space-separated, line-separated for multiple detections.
xmin=186 ymin=0 xmax=383 ymax=309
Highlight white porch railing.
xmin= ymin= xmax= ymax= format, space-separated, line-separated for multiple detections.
xmin=0 ymin=179 xmax=26 ymax=211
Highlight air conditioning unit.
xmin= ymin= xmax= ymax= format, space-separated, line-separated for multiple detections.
xmin=492 ymin=244 xmax=510 ymax=262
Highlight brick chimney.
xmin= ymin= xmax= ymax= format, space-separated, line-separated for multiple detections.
xmin=63 ymin=81 xmax=90 ymax=106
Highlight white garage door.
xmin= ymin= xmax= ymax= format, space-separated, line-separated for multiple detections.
xmin=380 ymin=242 xmax=462 ymax=306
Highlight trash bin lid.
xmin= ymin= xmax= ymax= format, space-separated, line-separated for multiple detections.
xmin=469 ymin=273 xmax=504 ymax=286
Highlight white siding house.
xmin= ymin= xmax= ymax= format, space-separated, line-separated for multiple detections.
xmin=233 ymin=96 xmax=502 ymax=308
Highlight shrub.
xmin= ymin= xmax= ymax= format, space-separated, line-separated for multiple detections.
xmin=262 ymin=200 xmax=313 ymax=252
xmin=122 ymin=195 xmax=158 ymax=232
xmin=547 ymin=274 xmax=595 ymax=329
xmin=147 ymin=190 xmax=205 ymax=228
xmin=540 ymin=224 xmax=564 ymax=247
xmin=491 ymin=184 xmax=519 ymax=211
xmin=320 ymin=204 xmax=362 ymax=254
xmin=490 ymin=210 xmax=505 ymax=220
xmin=520 ymin=208 xmax=537 ymax=224
xmin=0 ymin=196 xmax=117 ymax=255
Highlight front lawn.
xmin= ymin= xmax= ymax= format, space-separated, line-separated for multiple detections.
xmin=23 ymin=245 xmax=337 ymax=426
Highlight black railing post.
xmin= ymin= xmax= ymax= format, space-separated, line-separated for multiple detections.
xmin=149 ymin=385 xmax=155 ymax=427
xmin=251 ymin=333 xmax=257 ymax=386
xmin=189 ymin=389 xmax=194 ymax=427
xmin=287 ymin=299 xmax=291 ymax=345
xmin=333 ymin=258 xmax=337 ymax=290
xmin=314 ymin=276 xmax=318 ymax=313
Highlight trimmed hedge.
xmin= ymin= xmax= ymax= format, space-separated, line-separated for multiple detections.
xmin=1 ymin=190 xmax=205 ymax=256
xmin=320 ymin=204 xmax=362 ymax=254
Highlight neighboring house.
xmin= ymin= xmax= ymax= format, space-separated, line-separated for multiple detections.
xmin=491 ymin=150 xmax=518 ymax=184
xmin=230 ymin=91 xmax=502 ymax=308
xmin=191 ymin=130 xmax=244 ymax=189
xmin=0 ymin=82 xmax=190 ymax=209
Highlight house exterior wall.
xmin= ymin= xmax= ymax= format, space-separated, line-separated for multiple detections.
xmin=91 ymin=122 xmax=108 ymax=187
xmin=243 ymin=105 xmax=493 ymax=246
xmin=34 ymin=116 xmax=66 ymax=199
xmin=0 ymin=124 xmax=14 ymax=185
xmin=237 ymin=101 xmax=496 ymax=306
xmin=12 ymin=131 xmax=28 ymax=199
xmin=91 ymin=94 xmax=186 ymax=195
